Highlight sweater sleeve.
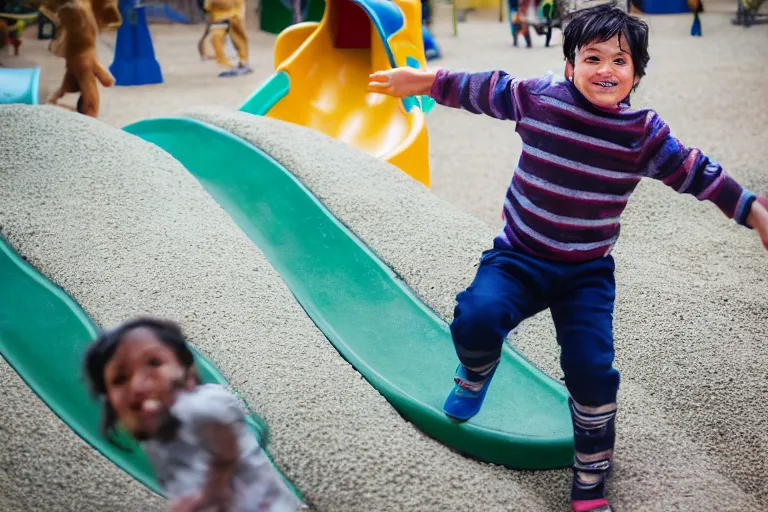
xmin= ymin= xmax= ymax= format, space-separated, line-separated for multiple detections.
xmin=429 ymin=69 xmax=526 ymax=121
xmin=642 ymin=113 xmax=756 ymax=227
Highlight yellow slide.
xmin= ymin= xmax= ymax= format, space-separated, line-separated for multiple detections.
xmin=240 ymin=0 xmax=432 ymax=187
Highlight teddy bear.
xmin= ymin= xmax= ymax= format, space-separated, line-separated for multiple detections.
xmin=39 ymin=0 xmax=121 ymax=117
xmin=198 ymin=0 xmax=252 ymax=77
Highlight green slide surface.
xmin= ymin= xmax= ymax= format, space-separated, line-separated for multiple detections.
xmin=123 ymin=117 xmax=574 ymax=470
xmin=0 ymin=235 xmax=300 ymax=498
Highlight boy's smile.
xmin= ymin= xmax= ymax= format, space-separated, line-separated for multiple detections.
xmin=565 ymin=33 xmax=640 ymax=110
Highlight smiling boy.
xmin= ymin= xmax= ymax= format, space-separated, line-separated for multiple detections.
xmin=367 ymin=3 xmax=768 ymax=511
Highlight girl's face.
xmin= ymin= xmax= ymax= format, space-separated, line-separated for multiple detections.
xmin=565 ymin=33 xmax=640 ymax=109
xmin=103 ymin=328 xmax=195 ymax=440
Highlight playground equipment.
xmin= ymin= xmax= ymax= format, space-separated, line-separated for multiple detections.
xmin=110 ymin=0 xmax=163 ymax=85
xmin=423 ymin=24 xmax=440 ymax=59
xmin=122 ymin=114 xmax=574 ymax=470
xmin=0 ymin=10 xmax=39 ymax=55
xmin=240 ymin=0 xmax=433 ymax=187
xmin=690 ymin=0 xmax=702 ymax=36
xmin=734 ymin=0 xmax=767 ymax=26
xmin=421 ymin=0 xmax=440 ymax=59
xmin=630 ymin=0 xmax=689 ymax=13
xmin=0 ymin=66 xmax=39 ymax=104
xmin=260 ymin=0 xmax=326 ymax=34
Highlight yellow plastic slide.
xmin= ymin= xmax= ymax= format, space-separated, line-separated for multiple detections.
xmin=240 ymin=0 xmax=432 ymax=187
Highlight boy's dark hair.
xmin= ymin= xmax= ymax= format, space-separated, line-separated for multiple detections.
xmin=563 ymin=2 xmax=651 ymax=79
xmin=83 ymin=317 xmax=198 ymax=449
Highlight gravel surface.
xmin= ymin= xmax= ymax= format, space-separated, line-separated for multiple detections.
xmin=2 ymin=0 xmax=767 ymax=509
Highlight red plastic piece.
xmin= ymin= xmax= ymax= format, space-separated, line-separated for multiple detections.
xmin=334 ymin=0 xmax=370 ymax=49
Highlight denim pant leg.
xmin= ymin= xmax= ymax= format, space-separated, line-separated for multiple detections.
xmin=449 ymin=248 xmax=549 ymax=382
xmin=550 ymin=255 xmax=619 ymax=502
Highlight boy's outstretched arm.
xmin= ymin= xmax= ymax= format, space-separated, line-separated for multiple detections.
xmin=368 ymin=67 xmax=524 ymax=121
xmin=643 ymin=115 xmax=768 ymax=250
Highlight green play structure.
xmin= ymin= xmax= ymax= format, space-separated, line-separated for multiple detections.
xmin=259 ymin=0 xmax=326 ymax=34
xmin=0 ymin=233 xmax=302 ymax=500
xmin=123 ymin=116 xmax=575 ymax=470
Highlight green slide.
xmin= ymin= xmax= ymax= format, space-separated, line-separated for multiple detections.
xmin=123 ymin=117 xmax=574 ymax=470
xmin=0 ymin=234 xmax=301 ymax=498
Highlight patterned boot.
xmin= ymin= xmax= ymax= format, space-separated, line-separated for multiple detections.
xmin=569 ymin=397 xmax=617 ymax=512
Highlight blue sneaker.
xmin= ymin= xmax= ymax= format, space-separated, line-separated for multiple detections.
xmin=442 ymin=362 xmax=499 ymax=422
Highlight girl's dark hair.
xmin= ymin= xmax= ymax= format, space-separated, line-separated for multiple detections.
xmin=563 ymin=2 xmax=651 ymax=79
xmin=83 ymin=317 xmax=198 ymax=449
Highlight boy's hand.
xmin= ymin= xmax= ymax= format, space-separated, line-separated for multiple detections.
xmin=747 ymin=196 xmax=768 ymax=251
xmin=368 ymin=67 xmax=438 ymax=98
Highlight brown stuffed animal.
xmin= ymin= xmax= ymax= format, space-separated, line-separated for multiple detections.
xmin=41 ymin=0 xmax=121 ymax=118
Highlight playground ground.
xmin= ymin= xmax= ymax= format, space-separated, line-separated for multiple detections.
xmin=2 ymin=0 xmax=768 ymax=510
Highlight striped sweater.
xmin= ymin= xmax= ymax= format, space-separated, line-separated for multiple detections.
xmin=430 ymin=69 xmax=757 ymax=262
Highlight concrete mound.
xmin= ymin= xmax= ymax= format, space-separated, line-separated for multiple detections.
xmin=1 ymin=102 xmax=766 ymax=511
xmin=0 ymin=105 xmax=540 ymax=511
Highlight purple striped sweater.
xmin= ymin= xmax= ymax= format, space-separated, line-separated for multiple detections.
xmin=430 ymin=69 xmax=757 ymax=262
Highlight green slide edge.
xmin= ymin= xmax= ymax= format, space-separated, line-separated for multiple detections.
xmin=123 ymin=116 xmax=574 ymax=470
xmin=240 ymin=71 xmax=291 ymax=116
xmin=0 ymin=234 xmax=303 ymax=500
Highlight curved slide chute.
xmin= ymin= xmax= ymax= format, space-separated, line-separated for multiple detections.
xmin=124 ymin=116 xmax=575 ymax=470
xmin=0 ymin=235 xmax=301 ymax=499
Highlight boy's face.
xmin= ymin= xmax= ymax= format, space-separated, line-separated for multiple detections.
xmin=103 ymin=328 xmax=196 ymax=440
xmin=565 ymin=33 xmax=640 ymax=109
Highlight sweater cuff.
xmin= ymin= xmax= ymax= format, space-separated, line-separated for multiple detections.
xmin=429 ymin=68 xmax=450 ymax=101
xmin=735 ymin=190 xmax=757 ymax=228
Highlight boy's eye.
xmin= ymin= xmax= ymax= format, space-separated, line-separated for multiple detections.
xmin=112 ymin=374 xmax=126 ymax=386
xmin=614 ymin=59 xmax=626 ymax=65
xmin=147 ymin=358 xmax=163 ymax=368
xmin=585 ymin=56 xmax=599 ymax=62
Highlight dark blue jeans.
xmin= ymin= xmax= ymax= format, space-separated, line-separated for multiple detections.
xmin=449 ymin=245 xmax=620 ymax=406
xmin=451 ymin=248 xmax=619 ymax=500
xmin=450 ymin=245 xmax=620 ymax=501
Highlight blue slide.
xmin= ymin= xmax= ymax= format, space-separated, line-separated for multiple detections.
xmin=0 ymin=67 xmax=40 ymax=105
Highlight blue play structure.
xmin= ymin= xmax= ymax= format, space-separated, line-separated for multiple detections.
xmin=423 ymin=25 xmax=440 ymax=60
xmin=0 ymin=67 xmax=40 ymax=105
xmin=632 ymin=0 xmax=690 ymax=14
xmin=691 ymin=10 xmax=702 ymax=36
xmin=421 ymin=0 xmax=440 ymax=60
xmin=109 ymin=0 xmax=163 ymax=86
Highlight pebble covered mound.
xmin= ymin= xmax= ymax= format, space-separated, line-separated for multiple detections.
xmin=0 ymin=105 xmax=547 ymax=511
xmin=1 ymin=97 xmax=766 ymax=511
